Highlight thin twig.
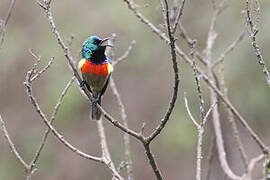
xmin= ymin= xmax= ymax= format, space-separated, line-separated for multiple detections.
xmin=184 ymin=94 xmax=216 ymax=180
xmin=199 ymin=66 xmax=268 ymax=154
xmin=107 ymin=34 xmax=134 ymax=180
xmin=177 ymin=23 xmax=207 ymax=65
xmin=31 ymin=56 xmax=55 ymax=82
xmin=243 ymin=154 xmax=264 ymax=180
xmin=191 ymin=42 xmax=205 ymax=121
xmin=245 ymin=0 xmax=270 ymax=87
xmin=0 ymin=115 xmax=30 ymax=170
xmin=97 ymin=119 xmax=123 ymax=180
xmin=137 ymin=0 xmax=181 ymax=179
xmin=184 ymin=94 xmax=199 ymax=127
xmin=122 ymin=0 xmax=265 ymax=152
xmin=110 ymin=77 xmax=134 ymax=180
xmin=171 ymin=0 xmax=186 ymax=34
xmin=206 ymin=1 xmax=243 ymax=179
xmin=37 ymin=0 xmax=142 ymax=143
xmin=146 ymin=0 xmax=180 ymax=144
xmin=24 ymin=71 xmax=103 ymax=163
xmin=30 ymin=77 xmax=75 ymax=169
xmin=0 ymin=0 xmax=16 ymax=50
xmin=202 ymin=102 xmax=217 ymax=124
xmin=212 ymin=30 xmax=245 ymax=68
xmin=219 ymin=63 xmax=248 ymax=171
xmin=143 ymin=143 xmax=163 ymax=180
xmin=113 ymin=40 xmax=136 ymax=66
xmin=123 ymin=0 xmax=269 ymax=177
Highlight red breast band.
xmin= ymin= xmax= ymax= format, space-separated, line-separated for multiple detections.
xmin=81 ymin=60 xmax=109 ymax=76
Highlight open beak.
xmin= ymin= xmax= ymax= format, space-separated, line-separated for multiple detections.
xmin=100 ymin=37 xmax=113 ymax=47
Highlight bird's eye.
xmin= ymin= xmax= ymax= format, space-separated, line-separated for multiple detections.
xmin=94 ymin=39 xmax=102 ymax=45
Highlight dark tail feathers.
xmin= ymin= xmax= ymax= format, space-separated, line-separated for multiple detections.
xmin=91 ymin=97 xmax=101 ymax=120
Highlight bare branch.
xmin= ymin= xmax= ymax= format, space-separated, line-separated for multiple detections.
xmin=37 ymin=0 xmax=142 ymax=144
xmin=206 ymin=1 xmax=244 ymax=179
xmin=113 ymin=40 xmax=136 ymax=66
xmin=146 ymin=0 xmax=180 ymax=144
xmin=97 ymin=119 xmax=123 ymax=180
xmin=30 ymin=77 xmax=75 ymax=168
xmin=172 ymin=0 xmax=186 ymax=34
xmin=243 ymin=154 xmax=264 ymax=180
xmin=122 ymin=0 xmax=264 ymax=153
xmin=212 ymin=30 xmax=245 ymax=68
xmin=211 ymin=102 xmax=242 ymax=180
xmin=184 ymin=93 xmax=216 ymax=180
xmin=245 ymin=0 xmax=270 ymax=87
xmin=0 ymin=0 xmax=16 ymax=50
xmin=199 ymin=67 xmax=269 ymax=154
xmin=0 ymin=115 xmax=30 ymax=170
xmin=31 ymin=56 xmax=55 ymax=82
xmin=24 ymin=72 xmax=102 ymax=163
xmin=191 ymin=44 xmax=205 ymax=121
xmin=184 ymin=94 xmax=199 ymax=128
xmin=143 ymin=143 xmax=163 ymax=180
xmin=219 ymin=64 xmax=248 ymax=170
xmin=177 ymin=23 xmax=207 ymax=65
xmin=202 ymin=102 xmax=217 ymax=124
xmin=110 ymin=77 xmax=134 ymax=180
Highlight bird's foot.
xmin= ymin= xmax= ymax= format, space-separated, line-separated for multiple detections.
xmin=91 ymin=98 xmax=99 ymax=106
xmin=80 ymin=80 xmax=87 ymax=88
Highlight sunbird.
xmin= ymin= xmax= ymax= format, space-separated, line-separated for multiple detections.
xmin=78 ymin=36 xmax=113 ymax=120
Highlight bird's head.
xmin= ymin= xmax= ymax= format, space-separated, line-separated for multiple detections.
xmin=82 ymin=36 xmax=110 ymax=60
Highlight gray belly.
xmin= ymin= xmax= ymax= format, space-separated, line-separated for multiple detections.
xmin=83 ymin=73 xmax=109 ymax=94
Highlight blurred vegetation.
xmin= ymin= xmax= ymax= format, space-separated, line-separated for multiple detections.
xmin=0 ymin=0 xmax=270 ymax=179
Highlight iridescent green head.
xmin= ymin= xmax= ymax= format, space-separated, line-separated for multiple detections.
xmin=82 ymin=36 xmax=111 ymax=60
xmin=82 ymin=36 xmax=101 ymax=59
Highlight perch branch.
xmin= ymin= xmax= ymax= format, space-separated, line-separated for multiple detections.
xmin=37 ymin=0 xmax=142 ymax=143
xmin=24 ymin=69 xmax=103 ymax=163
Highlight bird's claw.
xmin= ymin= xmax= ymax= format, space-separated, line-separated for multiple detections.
xmin=91 ymin=98 xmax=99 ymax=106
xmin=80 ymin=80 xmax=87 ymax=88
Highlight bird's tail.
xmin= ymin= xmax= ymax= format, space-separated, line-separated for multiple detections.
xmin=91 ymin=97 xmax=101 ymax=120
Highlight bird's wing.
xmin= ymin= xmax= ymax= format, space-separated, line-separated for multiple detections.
xmin=100 ymin=74 xmax=111 ymax=97
xmin=78 ymin=59 xmax=86 ymax=70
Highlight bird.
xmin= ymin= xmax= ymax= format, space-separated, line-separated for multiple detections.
xmin=78 ymin=36 xmax=113 ymax=120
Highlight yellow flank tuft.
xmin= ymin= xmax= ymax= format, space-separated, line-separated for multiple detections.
xmin=78 ymin=59 xmax=86 ymax=70
xmin=107 ymin=63 xmax=114 ymax=73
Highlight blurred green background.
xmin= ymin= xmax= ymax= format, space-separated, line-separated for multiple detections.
xmin=0 ymin=0 xmax=270 ymax=179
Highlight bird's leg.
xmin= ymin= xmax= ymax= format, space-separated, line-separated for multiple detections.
xmin=91 ymin=94 xmax=100 ymax=106
xmin=91 ymin=98 xmax=99 ymax=104
xmin=80 ymin=80 xmax=87 ymax=88
xmin=80 ymin=80 xmax=91 ymax=92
